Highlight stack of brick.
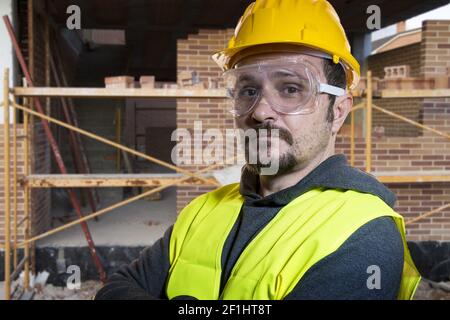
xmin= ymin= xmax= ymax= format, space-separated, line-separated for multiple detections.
xmin=104 ymin=76 xmax=136 ymax=88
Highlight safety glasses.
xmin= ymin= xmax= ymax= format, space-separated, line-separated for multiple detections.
xmin=223 ymin=58 xmax=346 ymax=117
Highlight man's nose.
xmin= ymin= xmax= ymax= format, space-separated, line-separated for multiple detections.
xmin=251 ymin=96 xmax=278 ymax=123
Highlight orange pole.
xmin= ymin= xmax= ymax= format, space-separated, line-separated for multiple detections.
xmin=12 ymin=93 xmax=18 ymax=269
xmin=23 ymin=78 xmax=31 ymax=290
xmin=350 ymin=108 xmax=355 ymax=166
xmin=365 ymin=71 xmax=372 ymax=173
xmin=3 ymin=68 xmax=11 ymax=300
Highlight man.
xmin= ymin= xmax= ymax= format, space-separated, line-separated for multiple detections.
xmin=95 ymin=0 xmax=420 ymax=300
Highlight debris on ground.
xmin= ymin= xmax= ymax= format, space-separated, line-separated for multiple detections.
xmin=30 ymin=278 xmax=450 ymax=300
xmin=4 ymin=270 xmax=103 ymax=300
xmin=32 ymin=280 xmax=102 ymax=300
xmin=3 ymin=277 xmax=449 ymax=300
xmin=413 ymin=280 xmax=450 ymax=300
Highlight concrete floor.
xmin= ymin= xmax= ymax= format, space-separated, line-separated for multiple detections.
xmin=36 ymin=187 xmax=177 ymax=247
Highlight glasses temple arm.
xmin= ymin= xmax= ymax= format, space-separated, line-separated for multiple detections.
xmin=319 ymin=83 xmax=346 ymax=96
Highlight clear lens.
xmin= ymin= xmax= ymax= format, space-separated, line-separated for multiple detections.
xmin=224 ymin=61 xmax=318 ymax=116
xmin=268 ymin=67 xmax=315 ymax=113
xmin=225 ymin=69 xmax=263 ymax=116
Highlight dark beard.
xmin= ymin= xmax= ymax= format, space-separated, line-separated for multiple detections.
xmin=243 ymin=122 xmax=294 ymax=176
xmin=245 ymin=152 xmax=298 ymax=176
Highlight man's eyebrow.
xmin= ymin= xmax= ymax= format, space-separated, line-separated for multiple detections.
xmin=237 ymin=74 xmax=257 ymax=83
xmin=272 ymin=69 xmax=308 ymax=80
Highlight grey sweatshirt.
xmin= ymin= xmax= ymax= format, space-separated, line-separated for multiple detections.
xmin=95 ymin=154 xmax=404 ymax=300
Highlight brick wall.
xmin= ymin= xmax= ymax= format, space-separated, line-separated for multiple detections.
xmin=0 ymin=123 xmax=51 ymax=246
xmin=176 ymin=29 xmax=234 ymax=212
xmin=368 ymin=42 xmax=423 ymax=137
xmin=421 ymin=21 xmax=450 ymax=77
xmin=391 ymin=183 xmax=450 ymax=241
xmin=369 ymin=43 xmax=422 ymax=79
xmin=176 ymin=22 xmax=450 ymax=241
xmin=335 ymin=135 xmax=450 ymax=241
xmin=334 ymin=22 xmax=450 ymax=240
xmin=371 ymin=98 xmax=423 ymax=137
xmin=410 ymin=20 xmax=450 ymax=241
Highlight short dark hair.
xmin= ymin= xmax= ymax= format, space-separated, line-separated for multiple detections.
xmin=323 ymin=59 xmax=346 ymax=122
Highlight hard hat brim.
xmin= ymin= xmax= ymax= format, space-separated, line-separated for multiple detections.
xmin=212 ymin=42 xmax=360 ymax=90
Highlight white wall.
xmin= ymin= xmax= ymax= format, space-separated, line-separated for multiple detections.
xmin=407 ymin=4 xmax=450 ymax=29
xmin=0 ymin=0 xmax=14 ymax=124
xmin=372 ymin=3 xmax=450 ymax=41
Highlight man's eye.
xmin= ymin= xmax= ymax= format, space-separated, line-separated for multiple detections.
xmin=281 ymin=84 xmax=305 ymax=96
xmin=239 ymin=87 xmax=258 ymax=97
xmin=284 ymin=86 xmax=299 ymax=94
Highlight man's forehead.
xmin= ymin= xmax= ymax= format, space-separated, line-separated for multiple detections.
xmin=235 ymin=52 xmax=327 ymax=82
xmin=237 ymin=52 xmax=325 ymax=67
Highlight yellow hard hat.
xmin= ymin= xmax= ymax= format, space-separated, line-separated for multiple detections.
xmin=212 ymin=0 xmax=360 ymax=90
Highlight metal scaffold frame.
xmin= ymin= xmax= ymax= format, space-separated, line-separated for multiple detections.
xmin=1 ymin=67 xmax=227 ymax=300
xmin=2 ymin=69 xmax=450 ymax=300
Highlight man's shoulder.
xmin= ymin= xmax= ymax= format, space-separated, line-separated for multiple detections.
xmin=285 ymin=216 xmax=404 ymax=299
xmin=348 ymin=216 xmax=403 ymax=252
xmin=314 ymin=160 xmax=397 ymax=208
xmin=328 ymin=216 xmax=404 ymax=268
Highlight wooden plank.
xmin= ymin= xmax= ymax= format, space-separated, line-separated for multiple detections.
xmin=24 ymin=174 xmax=218 ymax=188
xmin=13 ymin=87 xmax=450 ymax=99
xmin=381 ymin=89 xmax=450 ymax=98
xmin=378 ymin=175 xmax=450 ymax=183
xmin=374 ymin=171 xmax=450 ymax=183
xmin=24 ymin=172 xmax=450 ymax=187
xmin=13 ymin=87 xmax=228 ymax=98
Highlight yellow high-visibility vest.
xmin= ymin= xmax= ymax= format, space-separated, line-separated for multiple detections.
xmin=166 ymin=183 xmax=421 ymax=300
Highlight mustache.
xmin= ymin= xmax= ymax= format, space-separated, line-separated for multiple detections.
xmin=250 ymin=123 xmax=293 ymax=146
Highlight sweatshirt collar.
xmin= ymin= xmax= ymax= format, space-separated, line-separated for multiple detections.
xmin=239 ymin=154 xmax=396 ymax=208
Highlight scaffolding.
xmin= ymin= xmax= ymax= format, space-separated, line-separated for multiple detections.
xmin=2 ymin=68 xmax=450 ymax=299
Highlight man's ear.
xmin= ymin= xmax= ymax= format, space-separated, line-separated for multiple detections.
xmin=331 ymin=94 xmax=353 ymax=135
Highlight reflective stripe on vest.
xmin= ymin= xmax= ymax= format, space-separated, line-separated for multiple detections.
xmin=166 ymin=183 xmax=421 ymax=300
